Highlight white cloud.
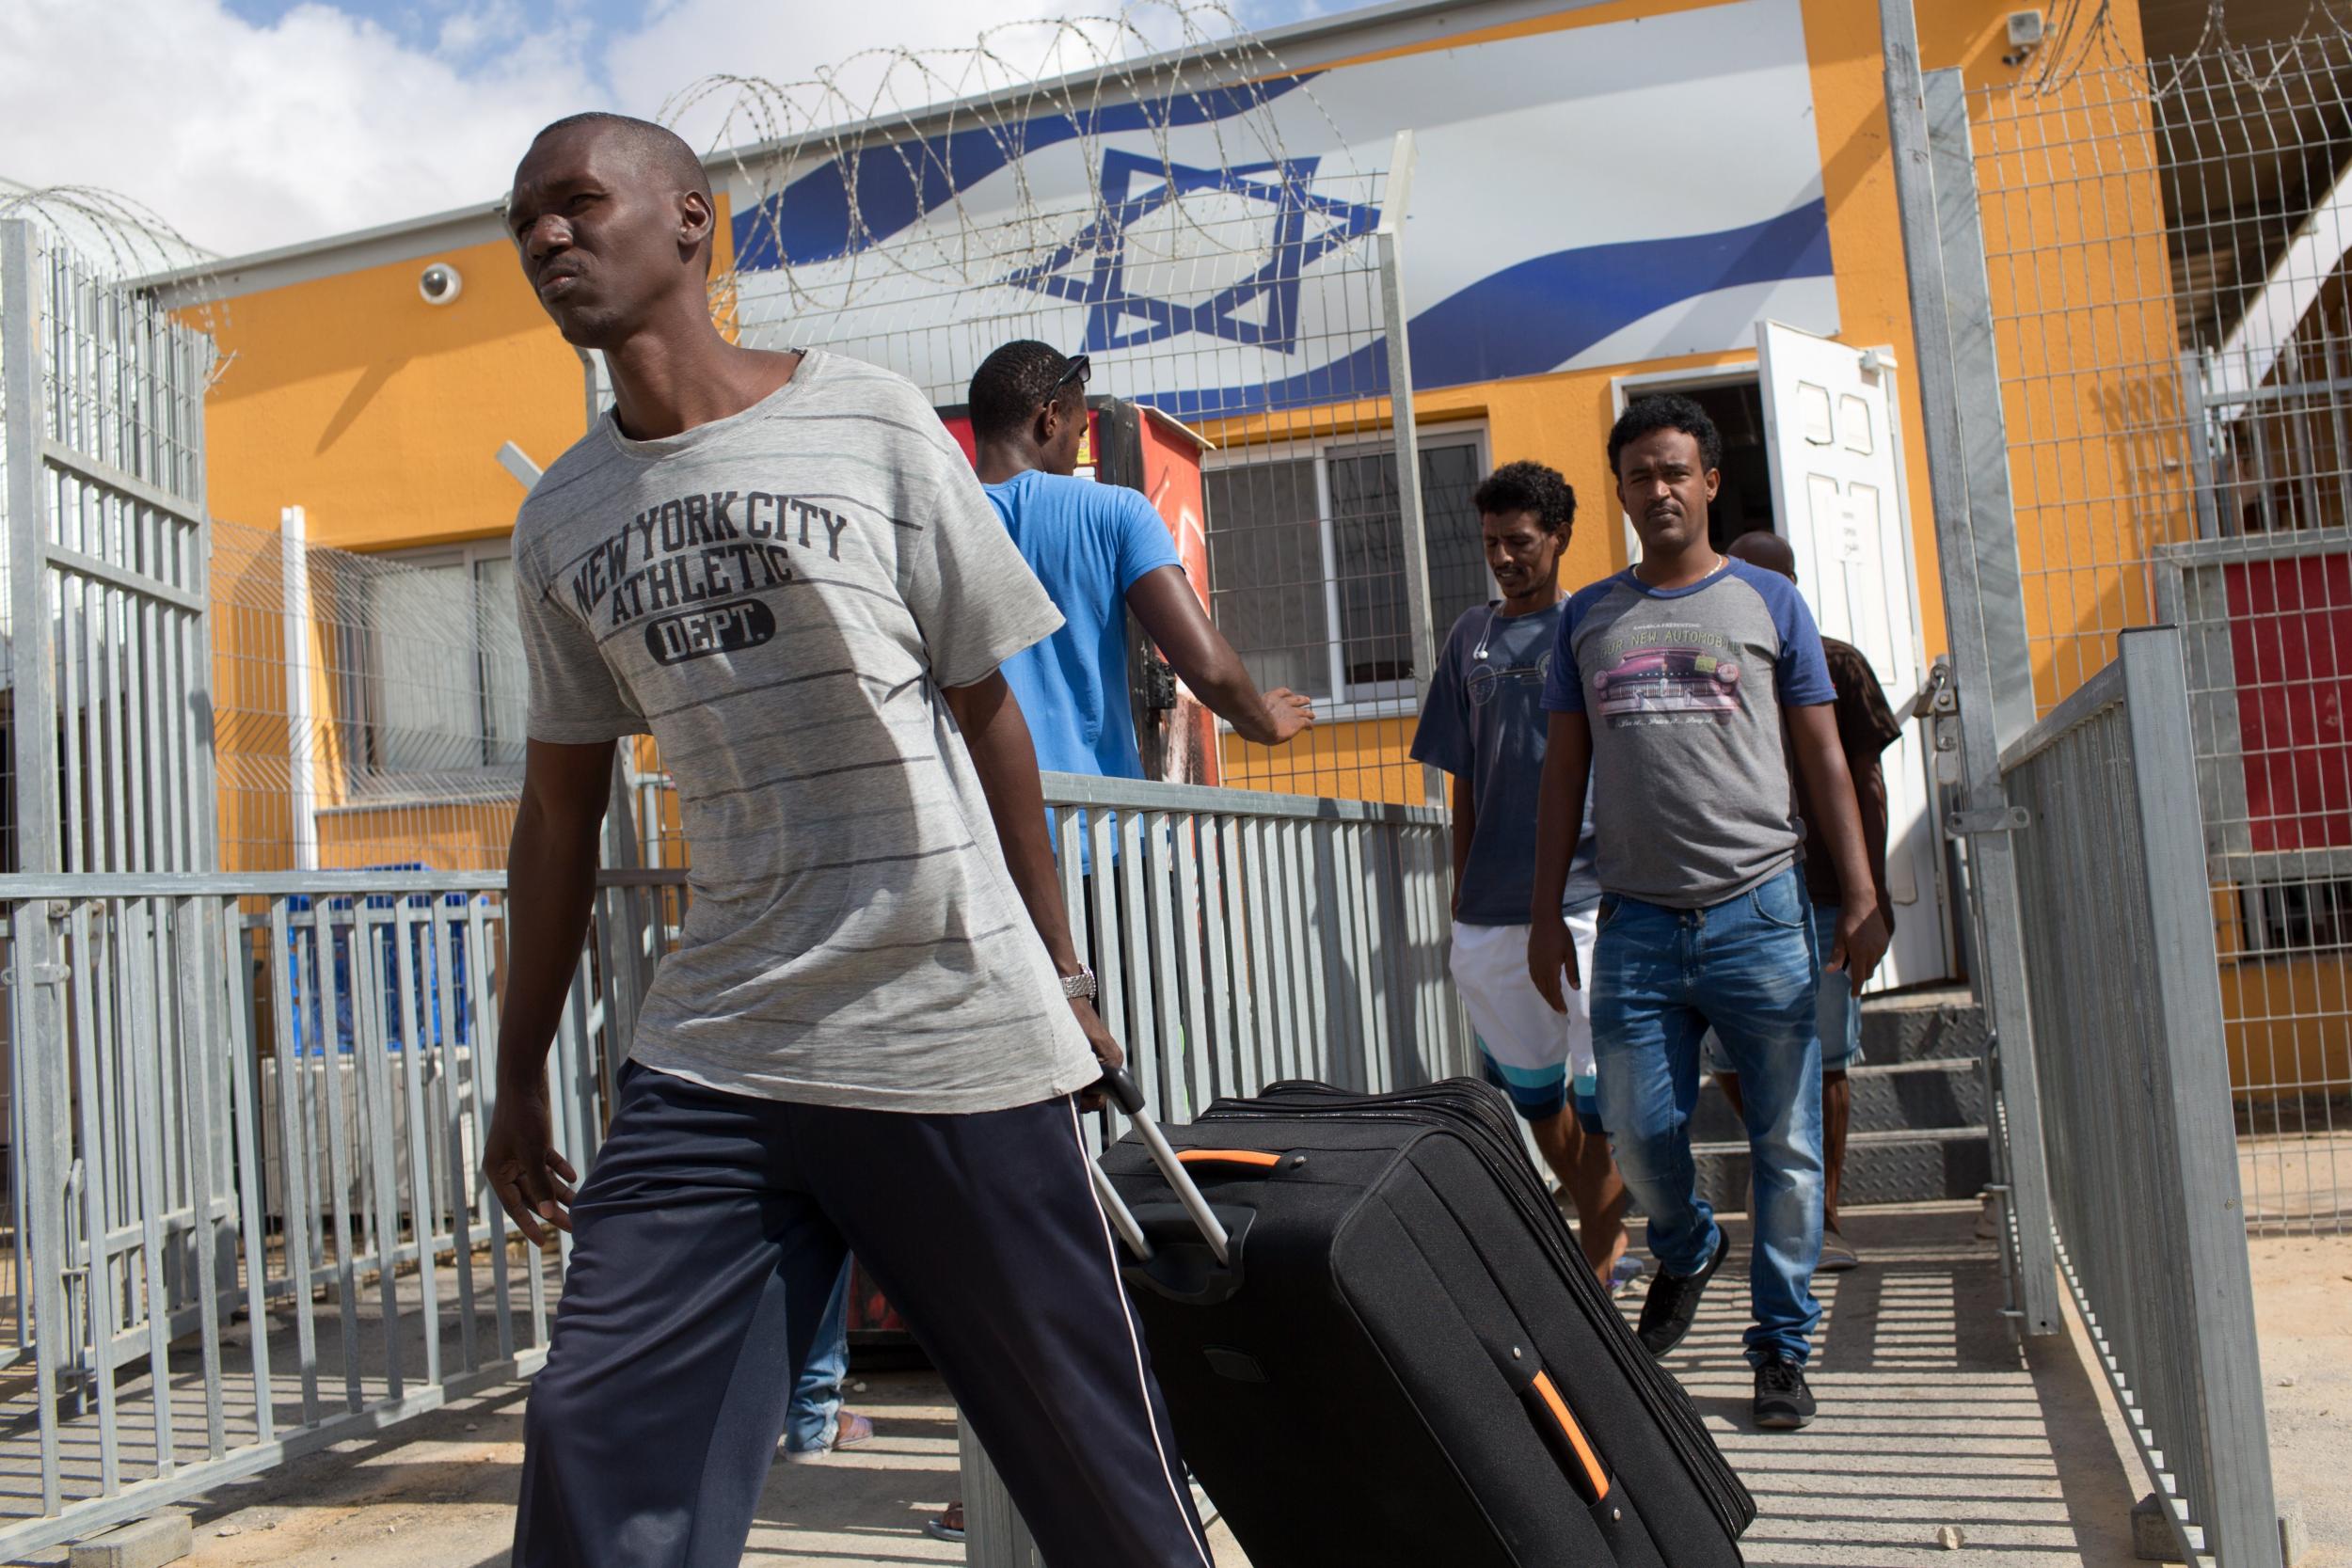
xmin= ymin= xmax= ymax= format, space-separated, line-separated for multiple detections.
xmin=0 ymin=0 xmax=1254 ymax=261
xmin=0 ymin=0 xmax=591 ymax=256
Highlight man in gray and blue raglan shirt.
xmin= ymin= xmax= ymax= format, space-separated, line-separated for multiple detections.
xmin=1526 ymin=394 xmax=1887 ymax=1433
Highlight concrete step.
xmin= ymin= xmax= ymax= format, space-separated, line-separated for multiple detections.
xmin=1688 ymin=1126 xmax=1993 ymax=1209
xmin=1860 ymin=986 xmax=1988 ymax=1065
xmin=1688 ymin=1056 xmax=1986 ymax=1143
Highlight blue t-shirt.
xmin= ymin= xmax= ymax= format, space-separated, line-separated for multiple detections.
xmin=1410 ymin=600 xmax=1602 ymax=924
xmin=985 ymin=469 xmax=1182 ymax=779
xmin=1541 ymin=559 xmax=1835 ymax=909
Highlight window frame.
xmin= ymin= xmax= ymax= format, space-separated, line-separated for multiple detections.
xmin=1203 ymin=420 xmax=1492 ymax=724
xmin=338 ymin=537 xmax=525 ymax=799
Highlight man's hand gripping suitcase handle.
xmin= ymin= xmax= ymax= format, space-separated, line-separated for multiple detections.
xmin=1087 ymin=1066 xmax=1232 ymax=1269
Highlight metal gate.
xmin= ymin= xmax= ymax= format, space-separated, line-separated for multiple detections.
xmin=1 ymin=210 xmax=227 ymax=1426
xmin=0 ymin=221 xmax=640 ymax=1554
xmin=1878 ymin=5 xmax=2302 ymax=1562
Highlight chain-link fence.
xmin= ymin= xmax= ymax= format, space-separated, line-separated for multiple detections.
xmin=1967 ymin=25 xmax=2352 ymax=1230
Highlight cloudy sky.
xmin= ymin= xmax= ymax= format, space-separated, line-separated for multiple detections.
xmin=2 ymin=0 xmax=1329 ymax=261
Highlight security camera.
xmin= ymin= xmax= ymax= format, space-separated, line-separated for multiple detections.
xmin=2004 ymin=8 xmax=2045 ymax=64
xmin=420 ymin=263 xmax=463 ymax=306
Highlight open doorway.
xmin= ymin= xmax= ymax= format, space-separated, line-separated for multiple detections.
xmin=1610 ymin=369 xmax=1780 ymax=551
xmin=1613 ymin=341 xmax=1956 ymax=990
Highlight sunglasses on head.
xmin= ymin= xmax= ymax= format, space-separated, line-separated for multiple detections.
xmin=1052 ymin=353 xmax=1091 ymax=393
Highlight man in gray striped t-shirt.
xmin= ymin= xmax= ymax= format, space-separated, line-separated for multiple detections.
xmin=485 ymin=112 xmax=1212 ymax=1568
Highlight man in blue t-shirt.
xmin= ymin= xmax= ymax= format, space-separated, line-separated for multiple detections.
xmin=1528 ymin=395 xmax=1888 ymax=1433
xmin=968 ymin=341 xmax=1312 ymax=778
xmin=1409 ymin=461 xmax=1634 ymax=1295
xmin=918 ymin=341 xmax=1314 ymax=1546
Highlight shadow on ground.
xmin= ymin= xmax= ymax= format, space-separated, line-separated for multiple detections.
xmin=6 ymin=1202 xmax=2162 ymax=1567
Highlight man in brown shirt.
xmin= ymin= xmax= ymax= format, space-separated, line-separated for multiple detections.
xmin=1705 ymin=531 xmax=1903 ymax=1271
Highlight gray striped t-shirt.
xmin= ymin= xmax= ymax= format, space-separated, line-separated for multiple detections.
xmin=510 ymin=351 xmax=1100 ymax=1114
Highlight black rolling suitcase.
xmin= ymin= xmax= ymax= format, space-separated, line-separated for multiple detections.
xmin=1094 ymin=1070 xmax=1754 ymax=1568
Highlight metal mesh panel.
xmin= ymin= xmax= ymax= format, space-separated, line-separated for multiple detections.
xmin=210 ymin=516 xmax=526 ymax=876
xmin=695 ymin=29 xmax=1448 ymax=804
xmin=1969 ymin=30 xmax=2352 ymax=1230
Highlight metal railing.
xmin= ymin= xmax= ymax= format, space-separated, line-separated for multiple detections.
xmin=960 ymin=773 xmax=1466 ymax=1568
xmin=0 ymin=774 xmax=1460 ymax=1554
xmin=0 ymin=871 xmax=621 ymax=1558
xmin=2000 ymin=628 xmax=2282 ymax=1568
xmin=1039 ymin=773 xmax=1467 ymax=1124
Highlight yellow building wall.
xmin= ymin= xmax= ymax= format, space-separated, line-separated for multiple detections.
xmin=203 ymin=235 xmax=601 ymax=549
xmin=198 ymin=214 xmax=735 ymax=871
xmin=1215 ymin=0 xmax=2072 ymax=804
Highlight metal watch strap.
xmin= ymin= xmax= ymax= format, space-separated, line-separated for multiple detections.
xmin=1058 ymin=964 xmax=1098 ymax=1001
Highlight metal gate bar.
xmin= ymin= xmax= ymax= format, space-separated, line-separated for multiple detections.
xmin=0 ymin=870 xmax=591 ymax=1558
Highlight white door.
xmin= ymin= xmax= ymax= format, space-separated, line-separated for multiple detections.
xmin=1756 ymin=320 xmax=1955 ymax=990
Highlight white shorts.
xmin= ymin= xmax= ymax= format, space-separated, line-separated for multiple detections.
xmin=1450 ymin=911 xmax=1600 ymax=1093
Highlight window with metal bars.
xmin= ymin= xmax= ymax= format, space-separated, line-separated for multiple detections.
xmin=2242 ymin=876 xmax=2352 ymax=953
xmin=336 ymin=542 xmax=527 ymax=790
xmin=1203 ymin=427 xmax=1490 ymax=715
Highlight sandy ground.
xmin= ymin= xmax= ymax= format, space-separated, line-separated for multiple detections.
xmin=2247 ymin=1231 xmax=2352 ymax=1567
xmin=12 ymin=1211 xmax=2342 ymax=1567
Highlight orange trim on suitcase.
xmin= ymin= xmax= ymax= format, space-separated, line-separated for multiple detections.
xmin=1175 ymin=1148 xmax=1283 ymax=1169
xmin=1532 ymin=1370 xmax=1611 ymax=1501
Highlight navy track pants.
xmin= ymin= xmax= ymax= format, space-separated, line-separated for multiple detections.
xmin=512 ymin=1061 xmax=1211 ymax=1568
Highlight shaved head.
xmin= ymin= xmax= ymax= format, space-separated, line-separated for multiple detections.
xmin=1728 ymin=530 xmax=1797 ymax=580
xmin=509 ymin=111 xmax=723 ymax=347
xmin=528 ymin=112 xmax=711 ymax=207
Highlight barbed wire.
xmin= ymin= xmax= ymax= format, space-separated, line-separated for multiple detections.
xmin=2026 ymin=0 xmax=2352 ymax=93
xmin=0 ymin=181 xmax=234 ymax=385
xmin=660 ymin=0 xmax=1356 ymax=321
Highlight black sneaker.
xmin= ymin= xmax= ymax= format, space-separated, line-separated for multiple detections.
xmin=1753 ymin=1356 xmax=1816 ymax=1430
xmin=1635 ymin=1229 xmax=1729 ymax=1357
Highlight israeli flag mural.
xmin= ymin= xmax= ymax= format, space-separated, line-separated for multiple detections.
xmin=725 ymin=0 xmax=1834 ymax=416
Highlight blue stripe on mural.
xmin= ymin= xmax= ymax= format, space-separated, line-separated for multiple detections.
xmin=730 ymin=75 xmax=1325 ymax=271
xmin=1136 ymin=198 xmax=1835 ymax=422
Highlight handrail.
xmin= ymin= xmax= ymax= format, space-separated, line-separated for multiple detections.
xmin=1994 ymin=640 xmax=2131 ymax=777
xmin=0 ymin=870 xmax=511 ymax=898
xmin=1038 ymin=771 xmax=1444 ymax=826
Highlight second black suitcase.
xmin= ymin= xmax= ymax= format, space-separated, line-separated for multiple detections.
xmin=1100 ymin=1075 xmax=1754 ymax=1568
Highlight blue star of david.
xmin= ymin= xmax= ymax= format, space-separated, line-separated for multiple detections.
xmin=999 ymin=149 xmax=1381 ymax=355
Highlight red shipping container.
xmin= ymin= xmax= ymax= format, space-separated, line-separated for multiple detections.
xmin=2227 ymin=551 xmax=2352 ymax=851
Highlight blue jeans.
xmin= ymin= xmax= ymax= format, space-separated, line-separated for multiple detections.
xmin=1700 ymin=901 xmax=1866 ymax=1075
xmin=1592 ymin=864 xmax=1825 ymax=1366
xmin=783 ymin=1255 xmax=855 ymax=1452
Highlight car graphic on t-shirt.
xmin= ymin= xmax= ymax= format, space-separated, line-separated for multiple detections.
xmin=1593 ymin=645 xmax=1742 ymax=722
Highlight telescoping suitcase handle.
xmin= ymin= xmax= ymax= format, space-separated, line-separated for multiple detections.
xmin=1086 ymin=1067 xmax=1232 ymax=1268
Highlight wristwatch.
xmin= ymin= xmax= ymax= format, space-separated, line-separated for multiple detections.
xmin=1058 ymin=964 xmax=1098 ymax=1002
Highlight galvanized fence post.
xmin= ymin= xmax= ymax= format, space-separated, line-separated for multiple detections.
xmin=2 ymin=219 xmax=74 ymax=1512
xmin=1877 ymin=11 xmax=2064 ymax=1337
xmin=959 ymin=1414 xmax=1042 ymax=1568
xmin=3 ymin=223 xmax=57 ymax=877
xmin=2117 ymin=629 xmax=2282 ymax=1568
xmin=1375 ymin=131 xmax=1447 ymax=811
